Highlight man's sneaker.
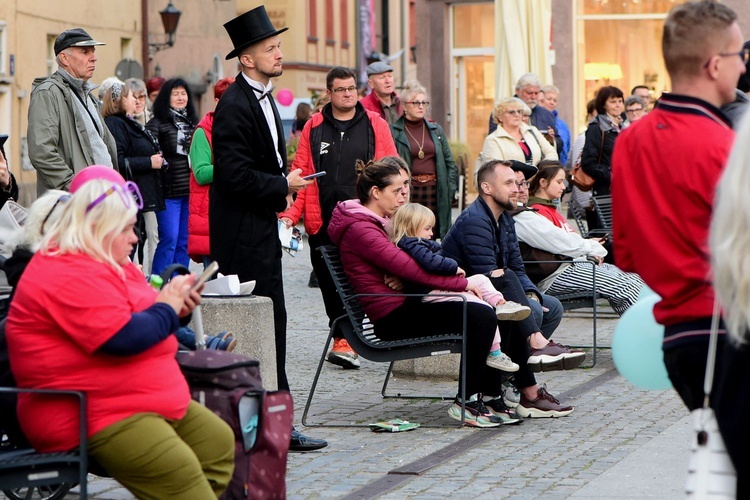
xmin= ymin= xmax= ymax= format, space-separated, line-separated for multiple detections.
xmin=326 ymin=339 xmax=360 ymax=369
xmin=447 ymin=394 xmax=502 ymax=428
xmin=486 ymin=350 xmax=519 ymax=372
xmin=483 ymin=396 xmax=522 ymax=425
xmin=495 ymin=301 xmax=532 ymax=321
xmin=516 ymin=384 xmax=574 ymax=418
xmin=502 ymin=379 xmax=521 ymax=408
xmin=527 ymin=340 xmax=586 ymax=372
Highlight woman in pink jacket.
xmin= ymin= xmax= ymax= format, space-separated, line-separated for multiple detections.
xmin=327 ymin=159 xmax=519 ymax=427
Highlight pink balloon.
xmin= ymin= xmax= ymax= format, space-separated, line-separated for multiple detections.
xmin=276 ymin=88 xmax=294 ymax=106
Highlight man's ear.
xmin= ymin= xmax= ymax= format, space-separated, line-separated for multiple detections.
xmin=240 ymin=52 xmax=254 ymax=69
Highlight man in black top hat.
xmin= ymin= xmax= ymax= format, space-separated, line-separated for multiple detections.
xmin=211 ymin=6 xmax=326 ymax=451
xmin=0 ymin=135 xmax=18 ymax=209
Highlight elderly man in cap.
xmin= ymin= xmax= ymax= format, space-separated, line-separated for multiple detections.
xmin=27 ymin=28 xmax=117 ymax=196
xmin=212 ymin=6 xmax=326 ymax=452
xmin=360 ymin=61 xmax=403 ymax=125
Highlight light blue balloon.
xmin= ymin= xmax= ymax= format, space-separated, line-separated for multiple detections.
xmin=637 ymin=284 xmax=658 ymax=302
xmin=612 ymin=294 xmax=673 ymax=390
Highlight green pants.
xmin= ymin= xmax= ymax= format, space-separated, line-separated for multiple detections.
xmin=88 ymin=400 xmax=235 ymax=499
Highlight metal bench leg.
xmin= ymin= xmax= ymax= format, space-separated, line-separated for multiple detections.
xmin=381 ymin=361 xmax=395 ymax=398
xmin=301 ymin=327 xmax=336 ymax=427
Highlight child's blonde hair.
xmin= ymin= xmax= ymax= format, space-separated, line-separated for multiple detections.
xmin=389 ymin=203 xmax=435 ymax=245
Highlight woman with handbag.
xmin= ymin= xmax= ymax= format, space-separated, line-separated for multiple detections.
xmin=479 ymin=97 xmax=558 ymax=171
xmin=514 ymin=160 xmax=644 ymax=315
xmin=710 ymin=111 xmax=750 ymax=496
xmin=580 ymin=86 xmax=624 ymax=230
xmin=103 ymin=82 xmax=165 ymax=274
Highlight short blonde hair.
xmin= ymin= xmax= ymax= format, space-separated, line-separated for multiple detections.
xmin=40 ymin=179 xmax=138 ymax=271
xmin=401 ymin=80 xmax=428 ymax=104
xmin=389 ymin=203 xmax=435 ymax=246
xmin=492 ymin=97 xmax=526 ymax=125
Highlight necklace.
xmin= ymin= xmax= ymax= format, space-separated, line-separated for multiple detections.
xmin=404 ymin=120 xmax=426 ymax=159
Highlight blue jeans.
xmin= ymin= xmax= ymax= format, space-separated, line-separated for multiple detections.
xmin=152 ymin=196 xmax=189 ymax=276
xmin=529 ymin=293 xmax=563 ymax=340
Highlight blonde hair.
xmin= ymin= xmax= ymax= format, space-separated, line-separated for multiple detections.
xmin=492 ymin=97 xmax=526 ymax=125
xmin=401 ymin=80 xmax=428 ymax=104
xmin=40 ymin=179 xmax=138 ymax=271
xmin=710 ymin=111 xmax=750 ymax=344
xmin=389 ymin=203 xmax=435 ymax=246
xmin=7 ymin=190 xmax=69 ymax=252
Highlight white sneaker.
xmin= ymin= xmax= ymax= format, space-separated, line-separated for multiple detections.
xmin=486 ymin=350 xmax=519 ymax=372
xmin=495 ymin=301 xmax=532 ymax=321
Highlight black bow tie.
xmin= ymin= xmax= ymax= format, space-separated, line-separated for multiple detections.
xmin=250 ymin=84 xmax=271 ymax=101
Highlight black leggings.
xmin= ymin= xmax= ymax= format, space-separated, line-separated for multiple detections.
xmin=309 ymin=232 xmax=346 ymax=339
xmin=375 ymin=300 xmax=500 ymax=397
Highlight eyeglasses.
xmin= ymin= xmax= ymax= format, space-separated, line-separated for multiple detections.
xmin=515 ymin=181 xmax=530 ymax=189
xmin=331 ymin=86 xmax=358 ymax=94
xmin=704 ymin=47 xmax=750 ymax=68
xmin=41 ymin=194 xmax=71 ymax=236
xmin=625 ymin=107 xmax=644 ymax=114
xmin=406 ymin=101 xmax=430 ymax=107
xmin=86 ymin=181 xmax=144 ymax=213
xmin=134 ymin=94 xmax=147 ymax=101
xmin=505 ymin=109 xmax=523 ymax=115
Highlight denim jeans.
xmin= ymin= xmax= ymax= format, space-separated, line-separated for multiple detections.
xmin=152 ymin=196 xmax=189 ymax=276
xmin=529 ymin=293 xmax=563 ymax=340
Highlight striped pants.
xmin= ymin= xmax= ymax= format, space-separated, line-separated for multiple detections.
xmin=546 ymin=262 xmax=644 ymax=316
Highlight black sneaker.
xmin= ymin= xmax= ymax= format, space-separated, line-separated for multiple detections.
xmin=483 ymin=397 xmax=523 ymax=425
xmin=447 ymin=394 xmax=503 ymax=428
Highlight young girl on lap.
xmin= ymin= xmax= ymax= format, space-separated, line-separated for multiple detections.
xmin=389 ymin=203 xmax=529 ymax=372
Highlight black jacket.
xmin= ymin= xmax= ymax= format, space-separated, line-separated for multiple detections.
xmin=581 ymin=115 xmax=620 ymax=196
xmin=105 ymin=114 xmax=164 ymax=212
xmin=146 ymin=116 xmax=192 ymax=198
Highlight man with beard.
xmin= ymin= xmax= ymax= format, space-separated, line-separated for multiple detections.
xmin=279 ymin=66 xmax=397 ymax=369
xmin=360 ymin=61 xmax=403 ymax=125
xmin=441 ymin=160 xmax=578 ymax=418
xmin=211 ymin=6 xmax=326 ymax=451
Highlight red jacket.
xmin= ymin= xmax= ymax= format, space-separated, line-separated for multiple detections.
xmin=327 ymin=200 xmax=467 ymax=322
xmin=187 ymin=112 xmax=213 ymax=261
xmin=360 ymin=91 xmax=402 ymax=122
xmin=279 ymin=108 xmax=397 ymax=235
xmin=612 ymin=93 xmax=733 ymax=332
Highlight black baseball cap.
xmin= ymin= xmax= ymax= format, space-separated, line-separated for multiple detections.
xmin=54 ymin=28 xmax=105 ymax=55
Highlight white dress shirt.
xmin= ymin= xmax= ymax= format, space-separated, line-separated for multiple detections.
xmin=242 ymin=72 xmax=283 ymax=170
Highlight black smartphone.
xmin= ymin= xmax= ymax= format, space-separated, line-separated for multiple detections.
xmin=302 ymin=171 xmax=327 ymax=180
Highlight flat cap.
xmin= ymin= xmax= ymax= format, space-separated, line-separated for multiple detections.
xmin=366 ymin=61 xmax=393 ymax=76
xmin=54 ymin=28 xmax=105 ymax=55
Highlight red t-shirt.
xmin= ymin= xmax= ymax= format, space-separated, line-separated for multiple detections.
xmin=7 ymin=252 xmax=190 ymax=452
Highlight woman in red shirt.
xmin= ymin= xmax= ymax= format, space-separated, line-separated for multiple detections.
xmin=6 ymin=166 xmax=234 ymax=498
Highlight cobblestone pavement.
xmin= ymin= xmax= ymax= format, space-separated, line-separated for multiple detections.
xmin=44 ymin=233 xmax=691 ymax=500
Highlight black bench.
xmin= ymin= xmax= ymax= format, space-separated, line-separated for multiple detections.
xmin=301 ymin=245 xmax=470 ymax=427
xmin=0 ymin=387 xmax=88 ymax=499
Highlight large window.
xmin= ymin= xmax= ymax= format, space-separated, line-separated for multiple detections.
xmin=575 ymin=0 xmax=675 ymax=130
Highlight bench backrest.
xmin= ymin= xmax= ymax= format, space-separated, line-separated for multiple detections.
xmin=319 ymin=245 xmax=465 ymax=361
xmin=592 ymin=195 xmax=613 ymax=231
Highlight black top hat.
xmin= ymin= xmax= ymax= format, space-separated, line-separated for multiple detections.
xmin=224 ymin=6 xmax=288 ymax=60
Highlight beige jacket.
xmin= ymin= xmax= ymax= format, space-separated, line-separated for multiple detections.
xmin=479 ymin=122 xmax=558 ymax=167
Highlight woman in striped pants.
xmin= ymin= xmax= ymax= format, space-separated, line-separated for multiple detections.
xmin=513 ymin=160 xmax=643 ymax=315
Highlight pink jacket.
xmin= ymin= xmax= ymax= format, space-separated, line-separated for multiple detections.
xmin=327 ymin=200 xmax=467 ymax=322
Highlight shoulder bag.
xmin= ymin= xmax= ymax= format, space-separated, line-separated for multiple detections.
xmin=685 ymin=299 xmax=736 ymax=498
